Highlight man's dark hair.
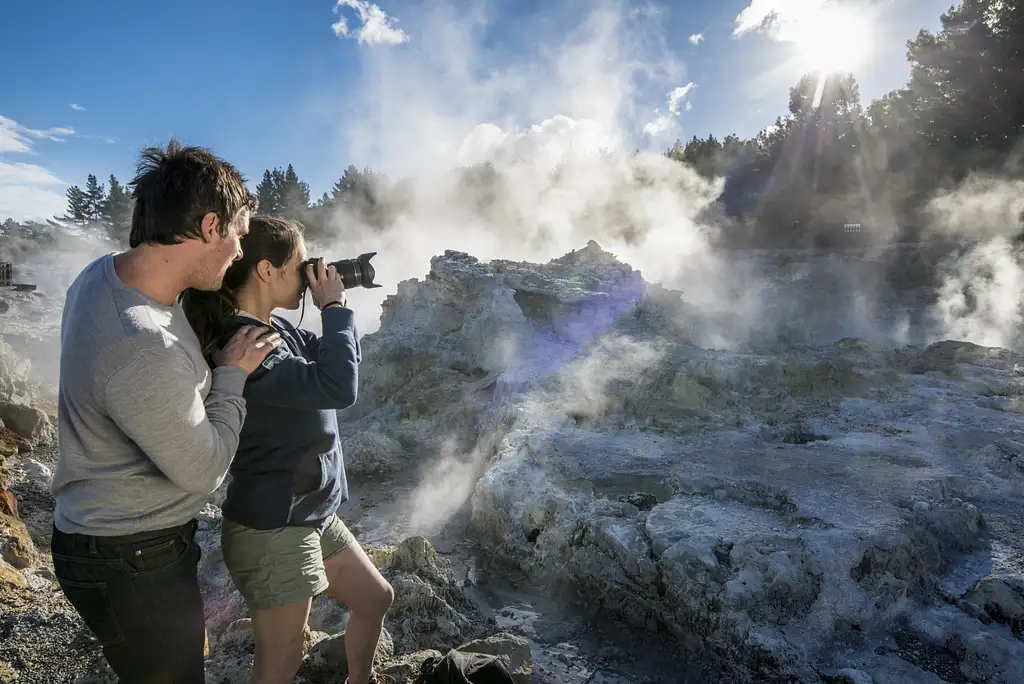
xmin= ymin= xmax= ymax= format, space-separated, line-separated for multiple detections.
xmin=128 ymin=138 xmax=258 ymax=248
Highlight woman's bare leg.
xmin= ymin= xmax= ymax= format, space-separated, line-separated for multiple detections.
xmin=323 ymin=542 xmax=395 ymax=684
xmin=248 ymin=598 xmax=313 ymax=684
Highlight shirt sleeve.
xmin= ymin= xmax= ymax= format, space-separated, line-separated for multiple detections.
xmin=242 ymin=305 xmax=361 ymax=411
xmin=104 ymin=347 xmax=249 ymax=495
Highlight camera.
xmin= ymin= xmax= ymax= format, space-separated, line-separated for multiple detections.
xmin=301 ymin=252 xmax=382 ymax=290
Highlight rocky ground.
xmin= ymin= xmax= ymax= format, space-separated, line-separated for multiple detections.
xmin=3 ymin=238 xmax=1024 ymax=683
xmin=0 ymin=342 xmax=705 ymax=683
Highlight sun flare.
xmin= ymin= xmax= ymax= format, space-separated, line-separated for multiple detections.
xmin=791 ymin=6 xmax=871 ymax=74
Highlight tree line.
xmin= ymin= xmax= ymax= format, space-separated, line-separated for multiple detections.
xmin=6 ymin=0 xmax=1021 ymax=250
xmin=670 ymin=0 xmax=1024 ymax=246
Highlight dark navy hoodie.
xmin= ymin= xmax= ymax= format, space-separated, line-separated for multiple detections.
xmin=215 ymin=305 xmax=360 ymax=530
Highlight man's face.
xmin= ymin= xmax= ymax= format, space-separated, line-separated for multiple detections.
xmin=192 ymin=209 xmax=249 ymax=291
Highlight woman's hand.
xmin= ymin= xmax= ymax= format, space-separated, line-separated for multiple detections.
xmin=306 ymin=258 xmax=347 ymax=310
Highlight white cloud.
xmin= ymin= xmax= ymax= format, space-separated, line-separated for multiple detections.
xmin=643 ymin=82 xmax=696 ymax=136
xmin=0 ymin=161 xmax=67 ymax=222
xmin=0 ymin=115 xmax=76 ymax=155
xmin=332 ymin=0 xmax=409 ymax=46
xmin=733 ymin=0 xmax=821 ymax=39
xmin=732 ymin=0 xmax=876 ymax=42
xmin=667 ymin=83 xmax=696 ymax=114
xmin=69 ymin=103 xmax=86 ymax=111
xmin=689 ymin=33 xmax=704 ymax=44
xmin=0 ymin=114 xmax=73 ymax=221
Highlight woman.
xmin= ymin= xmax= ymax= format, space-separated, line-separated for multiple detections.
xmin=181 ymin=215 xmax=394 ymax=684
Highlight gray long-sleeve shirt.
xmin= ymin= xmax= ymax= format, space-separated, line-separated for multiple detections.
xmin=51 ymin=253 xmax=248 ymax=536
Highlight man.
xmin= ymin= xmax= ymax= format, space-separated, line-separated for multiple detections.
xmin=49 ymin=139 xmax=282 ymax=683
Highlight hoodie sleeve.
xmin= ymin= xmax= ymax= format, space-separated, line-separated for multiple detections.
xmin=242 ymin=306 xmax=361 ymax=410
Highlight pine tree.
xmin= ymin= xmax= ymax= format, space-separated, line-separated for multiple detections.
xmin=280 ymin=164 xmax=311 ymax=219
xmin=101 ymin=174 xmax=134 ymax=243
xmin=62 ymin=185 xmax=90 ymax=224
xmin=256 ymin=169 xmax=281 ymax=215
xmin=83 ymin=174 xmax=106 ymax=221
xmin=331 ymin=165 xmax=364 ymax=205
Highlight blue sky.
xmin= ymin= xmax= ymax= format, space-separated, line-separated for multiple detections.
xmin=0 ymin=0 xmax=953 ymax=223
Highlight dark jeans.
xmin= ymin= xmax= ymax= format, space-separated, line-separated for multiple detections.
xmin=50 ymin=520 xmax=206 ymax=684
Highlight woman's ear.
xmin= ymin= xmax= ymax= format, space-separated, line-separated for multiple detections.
xmin=255 ymin=258 xmax=275 ymax=283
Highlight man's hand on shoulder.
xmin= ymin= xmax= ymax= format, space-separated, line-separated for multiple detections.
xmin=213 ymin=325 xmax=282 ymax=374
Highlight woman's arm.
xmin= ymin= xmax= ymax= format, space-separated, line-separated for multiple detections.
xmin=242 ymin=305 xmax=361 ymax=410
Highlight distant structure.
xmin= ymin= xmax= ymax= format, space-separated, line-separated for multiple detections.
xmin=0 ymin=261 xmax=37 ymax=315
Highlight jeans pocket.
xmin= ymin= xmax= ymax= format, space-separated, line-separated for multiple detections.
xmin=54 ymin=577 xmax=125 ymax=647
xmin=122 ymin=536 xmax=193 ymax=576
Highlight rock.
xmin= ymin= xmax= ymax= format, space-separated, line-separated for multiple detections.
xmin=0 ymin=557 xmax=27 ymax=607
xmin=0 ymin=425 xmax=28 ymax=457
xmin=0 ymin=662 xmax=17 ymax=683
xmin=0 ymin=403 xmax=51 ymax=444
xmin=20 ymin=457 xmax=52 ymax=487
xmin=0 ymin=339 xmax=31 ymax=398
xmin=300 ymin=626 xmax=394 ymax=680
xmin=960 ymin=574 xmax=1024 ymax=636
xmin=0 ymin=489 xmax=35 ymax=570
xmin=325 ymin=245 xmax=1024 ymax=682
xmin=377 ymin=649 xmax=443 ymax=682
xmin=456 ymin=633 xmax=533 ymax=684
xmin=341 ymin=429 xmax=408 ymax=476
xmin=824 ymin=670 xmax=874 ymax=684
xmin=371 ymin=537 xmax=480 ymax=654
xmin=203 ymin=618 xmax=254 ymax=683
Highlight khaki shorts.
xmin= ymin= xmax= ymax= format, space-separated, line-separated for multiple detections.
xmin=221 ymin=514 xmax=356 ymax=612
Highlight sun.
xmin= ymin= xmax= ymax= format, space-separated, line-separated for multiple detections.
xmin=790 ymin=6 xmax=872 ymax=74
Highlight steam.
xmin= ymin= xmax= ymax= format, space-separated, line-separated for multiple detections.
xmin=922 ymin=172 xmax=1024 ymax=350
xmin=0 ymin=225 xmax=115 ymax=390
xmin=7 ymin=0 xmax=1024 ymax=540
xmin=301 ymin=1 xmax=721 ymax=342
xmin=312 ymin=1 xmax=720 ymax=534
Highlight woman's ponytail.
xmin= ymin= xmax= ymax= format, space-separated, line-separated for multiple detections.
xmin=180 ymin=287 xmax=240 ymax=362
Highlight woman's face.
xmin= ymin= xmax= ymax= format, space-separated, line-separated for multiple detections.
xmin=271 ymin=237 xmax=308 ymax=311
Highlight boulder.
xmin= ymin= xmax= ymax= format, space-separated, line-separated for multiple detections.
xmin=366 ymin=536 xmax=480 ymax=654
xmin=0 ymin=403 xmax=51 ymax=444
xmin=300 ymin=626 xmax=394 ymax=681
xmin=456 ymin=633 xmax=533 ymax=684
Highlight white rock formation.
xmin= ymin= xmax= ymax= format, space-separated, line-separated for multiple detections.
xmin=333 ymin=240 xmax=1024 ymax=683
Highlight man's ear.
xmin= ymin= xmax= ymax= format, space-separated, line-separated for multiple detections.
xmin=199 ymin=212 xmax=220 ymax=243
